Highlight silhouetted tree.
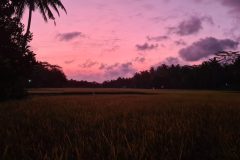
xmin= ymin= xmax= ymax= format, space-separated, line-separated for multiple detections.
xmin=0 ymin=0 xmax=36 ymax=100
xmin=29 ymin=62 xmax=67 ymax=88
xmin=215 ymin=51 xmax=240 ymax=65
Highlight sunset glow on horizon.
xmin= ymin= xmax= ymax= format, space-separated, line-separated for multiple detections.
xmin=23 ymin=0 xmax=240 ymax=82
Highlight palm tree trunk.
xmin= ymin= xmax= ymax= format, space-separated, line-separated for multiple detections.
xmin=23 ymin=8 xmax=32 ymax=50
xmin=25 ymin=8 xmax=32 ymax=37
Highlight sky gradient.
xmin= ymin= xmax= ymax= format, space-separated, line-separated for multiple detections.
xmin=23 ymin=0 xmax=240 ymax=82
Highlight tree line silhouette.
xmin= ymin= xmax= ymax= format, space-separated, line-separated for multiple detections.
xmin=102 ymin=52 xmax=240 ymax=90
xmin=27 ymin=51 xmax=240 ymax=90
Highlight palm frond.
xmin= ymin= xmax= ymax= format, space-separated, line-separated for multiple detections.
xmin=49 ymin=2 xmax=60 ymax=17
xmin=42 ymin=1 xmax=55 ymax=20
xmin=38 ymin=1 xmax=48 ymax=21
xmin=13 ymin=0 xmax=67 ymax=23
xmin=51 ymin=0 xmax=67 ymax=14
xmin=15 ymin=1 xmax=26 ymax=18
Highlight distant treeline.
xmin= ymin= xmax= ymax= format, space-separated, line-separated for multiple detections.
xmin=27 ymin=61 xmax=97 ymax=88
xmin=29 ymin=51 xmax=240 ymax=90
xmin=102 ymin=52 xmax=240 ymax=90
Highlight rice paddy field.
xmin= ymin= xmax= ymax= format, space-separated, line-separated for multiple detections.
xmin=0 ymin=88 xmax=240 ymax=160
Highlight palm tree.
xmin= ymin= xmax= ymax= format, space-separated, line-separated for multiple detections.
xmin=13 ymin=0 xmax=67 ymax=40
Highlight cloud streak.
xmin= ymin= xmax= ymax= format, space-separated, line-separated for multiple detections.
xmin=57 ymin=32 xmax=85 ymax=41
xmin=136 ymin=43 xmax=158 ymax=51
xmin=64 ymin=60 xmax=75 ymax=64
xmin=175 ymin=39 xmax=187 ymax=46
xmin=79 ymin=59 xmax=98 ymax=68
xmin=147 ymin=35 xmax=169 ymax=42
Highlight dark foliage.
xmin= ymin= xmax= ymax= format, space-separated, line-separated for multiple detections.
xmin=102 ymin=52 xmax=240 ymax=90
xmin=29 ymin=62 xmax=67 ymax=88
xmin=0 ymin=0 xmax=36 ymax=100
xmin=67 ymin=80 xmax=100 ymax=88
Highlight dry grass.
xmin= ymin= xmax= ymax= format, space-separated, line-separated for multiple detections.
xmin=0 ymin=89 xmax=240 ymax=160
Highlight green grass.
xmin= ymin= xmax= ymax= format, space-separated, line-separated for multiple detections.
xmin=0 ymin=89 xmax=240 ymax=160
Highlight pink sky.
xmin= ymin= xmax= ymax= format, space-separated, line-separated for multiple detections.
xmin=23 ymin=0 xmax=240 ymax=82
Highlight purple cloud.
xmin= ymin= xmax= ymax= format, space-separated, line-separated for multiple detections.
xmin=179 ymin=37 xmax=239 ymax=61
xmin=220 ymin=0 xmax=240 ymax=13
xmin=136 ymin=43 xmax=158 ymax=51
xmin=99 ymin=64 xmax=107 ymax=70
xmin=100 ymin=62 xmax=136 ymax=79
xmin=106 ymin=63 xmax=119 ymax=70
xmin=154 ymin=57 xmax=185 ymax=68
xmin=164 ymin=57 xmax=181 ymax=65
xmin=99 ymin=63 xmax=119 ymax=70
xmin=106 ymin=62 xmax=136 ymax=78
xmin=147 ymin=35 xmax=169 ymax=42
xmin=197 ymin=0 xmax=240 ymax=14
xmin=79 ymin=60 xmax=98 ymax=68
xmin=57 ymin=32 xmax=85 ymax=41
xmin=64 ymin=60 xmax=75 ymax=64
xmin=168 ymin=16 xmax=213 ymax=36
xmin=175 ymin=39 xmax=187 ymax=46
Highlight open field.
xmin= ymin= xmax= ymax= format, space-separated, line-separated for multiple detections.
xmin=28 ymin=88 xmax=160 ymax=95
xmin=1 ymin=89 xmax=240 ymax=159
xmin=28 ymin=88 xmax=233 ymax=95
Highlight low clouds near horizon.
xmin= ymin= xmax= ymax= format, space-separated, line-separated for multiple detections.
xmin=79 ymin=59 xmax=98 ymax=68
xmin=99 ymin=62 xmax=137 ymax=80
xmin=179 ymin=37 xmax=239 ymax=61
xmin=157 ymin=57 xmax=182 ymax=66
xmin=71 ymin=62 xmax=137 ymax=82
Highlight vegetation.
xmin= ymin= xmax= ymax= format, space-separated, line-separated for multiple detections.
xmin=103 ymin=52 xmax=240 ymax=90
xmin=0 ymin=89 xmax=240 ymax=160
xmin=0 ymin=0 xmax=36 ymax=100
xmin=0 ymin=0 xmax=67 ymax=100
xmin=13 ymin=0 xmax=67 ymax=46
xmin=29 ymin=62 xmax=67 ymax=88
xmin=27 ymin=51 xmax=240 ymax=90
